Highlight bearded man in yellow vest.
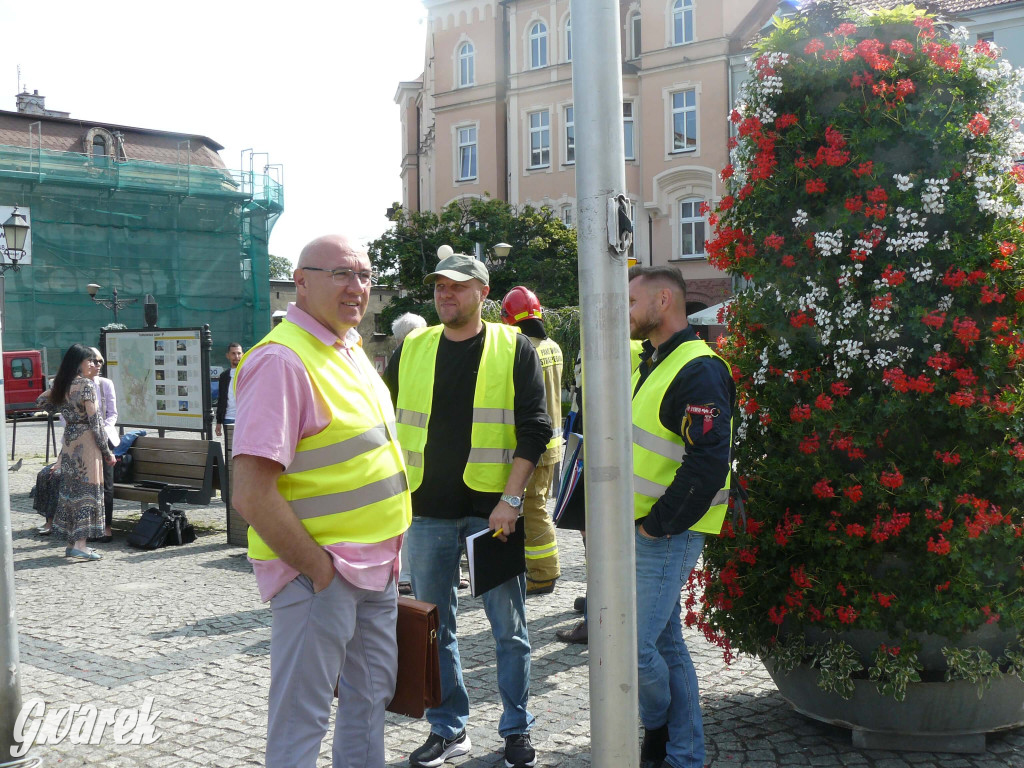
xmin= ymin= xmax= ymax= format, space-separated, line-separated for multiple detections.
xmin=232 ymin=235 xmax=411 ymax=768
xmin=383 ymin=249 xmax=551 ymax=768
xmin=628 ymin=266 xmax=734 ymax=768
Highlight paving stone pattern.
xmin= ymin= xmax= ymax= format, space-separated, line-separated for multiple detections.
xmin=5 ymin=421 xmax=1023 ymax=766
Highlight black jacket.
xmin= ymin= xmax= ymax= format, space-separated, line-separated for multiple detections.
xmin=216 ymin=368 xmax=234 ymax=425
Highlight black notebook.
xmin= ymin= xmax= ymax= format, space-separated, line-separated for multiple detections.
xmin=466 ymin=523 xmax=526 ymax=597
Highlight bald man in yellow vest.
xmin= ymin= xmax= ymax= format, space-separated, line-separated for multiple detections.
xmin=232 ymin=235 xmax=410 ymax=768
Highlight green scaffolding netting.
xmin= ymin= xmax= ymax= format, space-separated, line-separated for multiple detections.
xmin=0 ymin=143 xmax=283 ymax=372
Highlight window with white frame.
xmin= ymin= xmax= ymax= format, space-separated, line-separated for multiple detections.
xmin=565 ymin=16 xmax=572 ymax=62
xmin=457 ymin=125 xmax=477 ymax=180
xmin=623 ymin=102 xmax=635 ymax=160
xmin=679 ymin=197 xmax=706 ymax=258
xmin=629 ymin=12 xmax=642 ymax=59
xmin=530 ymin=21 xmax=548 ymax=68
xmin=529 ymin=110 xmax=550 ymax=168
xmin=562 ymin=205 xmax=574 ymax=228
xmin=671 ymin=0 xmax=694 ymax=46
xmin=458 ymin=42 xmax=475 ymax=87
xmin=565 ymin=105 xmax=575 ymax=164
xmin=671 ymin=89 xmax=697 ymax=152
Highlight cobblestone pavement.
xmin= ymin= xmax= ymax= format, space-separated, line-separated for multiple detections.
xmin=4 ymin=420 xmax=1024 ymax=767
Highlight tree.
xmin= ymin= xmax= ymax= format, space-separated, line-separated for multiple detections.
xmin=367 ymin=197 xmax=579 ymax=328
xmin=268 ymin=254 xmax=294 ymax=280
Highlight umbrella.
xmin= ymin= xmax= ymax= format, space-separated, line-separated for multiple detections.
xmin=687 ymin=300 xmax=732 ymax=326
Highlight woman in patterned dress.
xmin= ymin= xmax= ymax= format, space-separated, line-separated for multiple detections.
xmin=47 ymin=344 xmax=116 ymax=561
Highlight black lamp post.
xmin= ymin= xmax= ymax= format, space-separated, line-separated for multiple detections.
xmin=87 ymin=283 xmax=138 ymax=324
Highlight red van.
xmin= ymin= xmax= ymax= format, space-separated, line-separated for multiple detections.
xmin=4 ymin=350 xmax=46 ymax=415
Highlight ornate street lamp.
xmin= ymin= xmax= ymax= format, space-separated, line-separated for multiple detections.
xmin=0 ymin=206 xmax=30 ymax=273
xmin=490 ymin=242 xmax=512 ymax=269
xmin=87 ymin=283 xmax=138 ymax=325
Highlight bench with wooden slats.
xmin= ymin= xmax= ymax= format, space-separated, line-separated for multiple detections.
xmin=113 ymin=436 xmax=225 ymax=512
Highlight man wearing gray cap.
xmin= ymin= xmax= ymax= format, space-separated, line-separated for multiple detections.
xmin=383 ymin=247 xmax=551 ymax=768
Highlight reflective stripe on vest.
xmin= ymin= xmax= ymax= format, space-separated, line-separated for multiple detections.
xmin=529 ymin=336 xmax=564 ymax=459
xmin=239 ymin=320 xmax=411 ymax=560
xmin=631 ymin=339 xmax=732 ymax=535
xmin=396 ymin=322 xmax=519 ymax=492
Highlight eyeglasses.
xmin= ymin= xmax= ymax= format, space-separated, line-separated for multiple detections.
xmin=302 ymin=267 xmax=376 ymax=287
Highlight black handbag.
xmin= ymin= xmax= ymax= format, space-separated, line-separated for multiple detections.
xmin=127 ymin=508 xmax=195 ymax=549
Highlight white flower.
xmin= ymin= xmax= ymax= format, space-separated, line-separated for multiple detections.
xmin=921 ymin=178 xmax=949 ymax=214
xmin=893 ymin=174 xmax=913 ymax=192
xmin=814 ymin=230 xmax=844 ymax=258
xmin=792 ymin=209 xmax=808 ymax=229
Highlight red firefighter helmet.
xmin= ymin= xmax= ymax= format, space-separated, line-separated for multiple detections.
xmin=501 ymin=286 xmax=542 ymax=325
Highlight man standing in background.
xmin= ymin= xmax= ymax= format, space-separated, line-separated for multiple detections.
xmin=216 ymin=341 xmax=243 ymax=437
xmin=500 ymin=286 xmax=563 ymax=595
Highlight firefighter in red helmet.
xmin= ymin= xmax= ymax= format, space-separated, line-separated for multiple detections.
xmin=501 ymin=286 xmax=563 ymax=594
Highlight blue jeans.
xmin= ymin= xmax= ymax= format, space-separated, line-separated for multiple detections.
xmin=408 ymin=515 xmax=534 ymax=739
xmin=635 ymin=527 xmax=706 ymax=768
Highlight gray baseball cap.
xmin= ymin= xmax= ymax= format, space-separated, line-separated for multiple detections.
xmin=423 ymin=252 xmax=490 ymax=286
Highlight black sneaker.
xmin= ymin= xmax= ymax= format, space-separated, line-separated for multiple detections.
xmin=503 ymin=733 xmax=537 ymax=768
xmin=409 ymin=730 xmax=471 ymax=768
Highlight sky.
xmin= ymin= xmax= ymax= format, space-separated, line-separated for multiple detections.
xmin=1 ymin=0 xmax=428 ymax=266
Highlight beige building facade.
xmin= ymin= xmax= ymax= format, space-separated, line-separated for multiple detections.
xmin=396 ymin=0 xmax=778 ymax=313
xmin=397 ymin=0 xmax=1024 ymax=315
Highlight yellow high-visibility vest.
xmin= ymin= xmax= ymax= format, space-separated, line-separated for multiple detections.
xmin=396 ymin=322 xmax=519 ymax=492
xmin=239 ymin=321 xmax=411 ymax=560
xmin=631 ymin=339 xmax=732 ymax=535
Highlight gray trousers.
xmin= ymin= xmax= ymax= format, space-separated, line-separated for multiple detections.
xmin=266 ymin=572 xmax=398 ymax=768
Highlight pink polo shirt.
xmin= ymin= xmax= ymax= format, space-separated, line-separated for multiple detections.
xmin=232 ymin=303 xmax=403 ymax=602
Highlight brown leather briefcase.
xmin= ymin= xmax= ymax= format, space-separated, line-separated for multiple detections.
xmin=387 ymin=596 xmax=441 ymax=718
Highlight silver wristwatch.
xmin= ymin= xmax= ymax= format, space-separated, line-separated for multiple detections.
xmin=500 ymin=494 xmax=524 ymax=510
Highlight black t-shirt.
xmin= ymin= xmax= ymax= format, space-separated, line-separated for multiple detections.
xmin=384 ymin=326 xmax=550 ymax=519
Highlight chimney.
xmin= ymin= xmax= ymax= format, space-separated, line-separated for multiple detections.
xmin=15 ymin=89 xmax=70 ymax=118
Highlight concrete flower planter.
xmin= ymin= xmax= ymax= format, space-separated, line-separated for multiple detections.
xmin=764 ymin=657 xmax=1024 ymax=753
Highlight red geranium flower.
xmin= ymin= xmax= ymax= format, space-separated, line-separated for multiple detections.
xmin=968 ymin=112 xmax=990 ymax=136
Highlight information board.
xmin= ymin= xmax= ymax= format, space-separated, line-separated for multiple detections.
xmin=104 ymin=327 xmax=211 ymax=432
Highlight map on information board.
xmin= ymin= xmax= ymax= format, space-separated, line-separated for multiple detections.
xmin=104 ymin=328 xmax=210 ymax=431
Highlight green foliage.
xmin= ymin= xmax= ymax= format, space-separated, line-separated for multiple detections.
xmin=944 ymin=646 xmax=1002 ymax=698
xmin=869 ymin=645 xmax=923 ymax=701
xmin=685 ymin=2 xmax=1024 ymax=700
xmin=367 ymin=197 xmax=579 ymax=331
xmin=268 ymin=254 xmax=294 ymax=280
xmin=815 ymin=640 xmax=862 ymax=699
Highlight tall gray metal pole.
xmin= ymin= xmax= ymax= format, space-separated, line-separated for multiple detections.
xmin=0 ymin=311 xmax=35 ymax=766
xmin=570 ymin=3 xmax=639 ymax=767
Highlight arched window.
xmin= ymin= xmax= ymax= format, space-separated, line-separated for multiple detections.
xmin=679 ymin=197 xmax=707 ymax=258
xmin=565 ymin=16 xmax=572 ymax=62
xmin=92 ymin=134 xmax=109 ymax=165
xmin=672 ymin=0 xmax=694 ymax=46
xmin=458 ymin=42 xmax=475 ymax=87
xmin=530 ymin=21 xmax=548 ymax=68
